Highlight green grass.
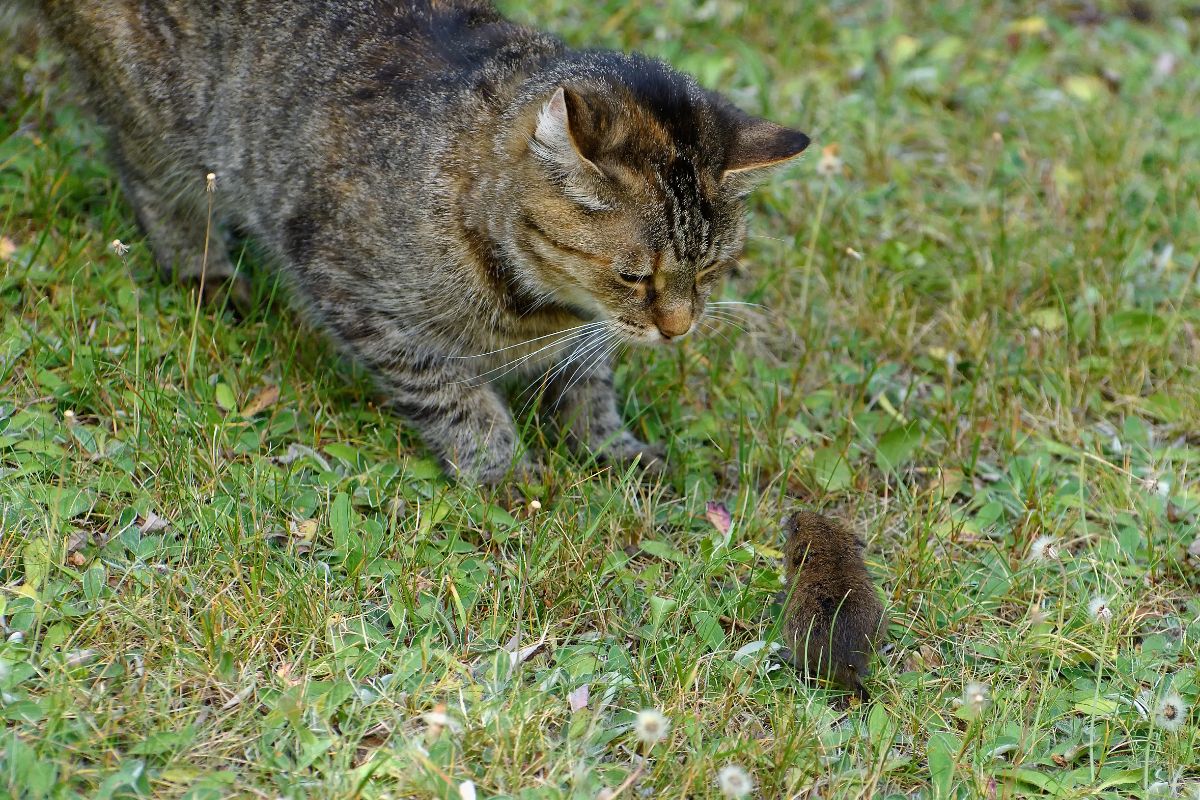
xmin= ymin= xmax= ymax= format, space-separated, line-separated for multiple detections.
xmin=2 ymin=1 xmax=1199 ymax=798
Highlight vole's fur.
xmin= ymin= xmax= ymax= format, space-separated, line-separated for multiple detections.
xmin=779 ymin=511 xmax=886 ymax=700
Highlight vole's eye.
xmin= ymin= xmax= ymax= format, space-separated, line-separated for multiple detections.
xmin=617 ymin=272 xmax=650 ymax=287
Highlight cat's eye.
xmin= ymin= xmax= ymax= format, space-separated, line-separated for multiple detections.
xmin=617 ymin=272 xmax=651 ymax=287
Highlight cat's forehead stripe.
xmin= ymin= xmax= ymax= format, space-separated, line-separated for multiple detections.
xmin=655 ymin=158 xmax=712 ymax=264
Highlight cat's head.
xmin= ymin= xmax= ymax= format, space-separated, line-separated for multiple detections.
xmin=512 ymin=56 xmax=809 ymax=344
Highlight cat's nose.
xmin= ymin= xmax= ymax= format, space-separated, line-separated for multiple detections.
xmin=655 ymin=306 xmax=692 ymax=340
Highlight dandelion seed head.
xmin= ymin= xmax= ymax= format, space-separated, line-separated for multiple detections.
xmin=422 ymin=705 xmax=462 ymax=735
xmin=816 ymin=144 xmax=842 ymax=178
xmin=962 ymin=681 xmax=991 ymax=718
xmin=717 ymin=764 xmax=754 ymax=798
xmin=109 ymin=239 xmax=130 ymax=256
xmin=205 ymin=172 xmax=217 ymax=192
xmin=1087 ymin=596 xmax=1113 ymax=624
xmin=1027 ymin=535 xmax=1059 ymax=563
xmin=1154 ymin=692 xmax=1187 ymax=733
xmin=633 ymin=708 xmax=670 ymax=745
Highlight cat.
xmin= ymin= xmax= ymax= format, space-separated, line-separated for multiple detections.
xmin=35 ymin=0 xmax=809 ymax=486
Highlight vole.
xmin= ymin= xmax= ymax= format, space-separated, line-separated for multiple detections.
xmin=777 ymin=511 xmax=886 ymax=700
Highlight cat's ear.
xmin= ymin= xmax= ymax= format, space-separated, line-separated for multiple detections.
xmin=723 ymin=117 xmax=810 ymax=179
xmin=532 ymin=86 xmax=603 ymax=177
xmin=532 ymin=87 xmax=610 ymax=210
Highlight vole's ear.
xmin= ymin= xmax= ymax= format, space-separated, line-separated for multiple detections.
xmin=723 ymin=115 xmax=810 ymax=179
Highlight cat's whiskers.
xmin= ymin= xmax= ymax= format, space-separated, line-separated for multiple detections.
xmin=709 ymin=300 xmax=769 ymax=311
xmin=552 ymin=328 xmax=621 ymax=407
xmin=516 ymin=324 xmax=616 ymax=415
xmin=703 ymin=311 xmax=750 ymax=334
xmin=698 ymin=319 xmax=737 ymax=349
xmin=451 ymin=320 xmax=605 ymax=360
xmin=456 ymin=323 xmax=605 ymax=387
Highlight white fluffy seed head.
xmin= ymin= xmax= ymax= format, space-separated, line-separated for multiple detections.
xmin=633 ymin=708 xmax=670 ymax=745
xmin=1088 ymin=596 xmax=1113 ymax=624
xmin=1154 ymin=692 xmax=1187 ymax=733
xmin=1026 ymin=535 xmax=1059 ymax=563
xmin=962 ymin=681 xmax=991 ymax=718
xmin=717 ymin=764 xmax=754 ymax=798
xmin=816 ymin=144 xmax=842 ymax=178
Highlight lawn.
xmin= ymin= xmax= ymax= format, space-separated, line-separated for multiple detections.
xmin=2 ymin=1 xmax=1199 ymax=798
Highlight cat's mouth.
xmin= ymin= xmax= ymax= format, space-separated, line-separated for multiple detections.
xmin=610 ymin=318 xmax=692 ymax=345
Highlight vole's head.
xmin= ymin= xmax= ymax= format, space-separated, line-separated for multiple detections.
xmin=783 ymin=511 xmax=864 ymax=572
xmin=511 ymin=54 xmax=808 ymax=344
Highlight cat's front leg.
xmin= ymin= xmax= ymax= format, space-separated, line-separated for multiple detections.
xmin=548 ymin=354 xmax=666 ymax=476
xmin=353 ymin=339 xmax=533 ymax=487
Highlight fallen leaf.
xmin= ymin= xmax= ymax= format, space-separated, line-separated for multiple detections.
xmin=705 ymin=501 xmax=732 ymax=535
xmin=568 ymin=683 xmax=590 ymax=713
xmin=239 ymin=385 xmax=280 ymax=418
xmin=220 ymin=682 xmax=256 ymax=710
xmin=503 ymin=631 xmax=547 ymax=669
xmin=140 ymin=511 xmax=170 ymax=533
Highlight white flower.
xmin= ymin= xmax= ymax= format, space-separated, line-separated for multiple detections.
xmin=205 ymin=172 xmax=217 ymax=192
xmin=1026 ymin=535 xmax=1059 ymax=563
xmin=1154 ymin=692 xmax=1187 ymax=733
xmin=458 ymin=780 xmax=477 ymax=800
xmin=633 ymin=708 xmax=670 ymax=745
xmin=109 ymin=239 xmax=130 ymax=256
xmin=1087 ymin=596 xmax=1113 ymax=624
xmin=816 ymin=144 xmax=842 ymax=178
xmin=422 ymin=707 xmax=462 ymax=735
xmin=717 ymin=764 xmax=754 ymax=798
xmin=961 ymin=682 xmax=990 ymax=718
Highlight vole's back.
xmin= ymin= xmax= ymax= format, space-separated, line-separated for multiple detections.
xmin=780 ymin=512 xmax=885 ymax=699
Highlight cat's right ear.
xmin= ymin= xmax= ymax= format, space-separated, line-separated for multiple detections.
xmin=533 ymin=88 xmax=603 ymax=175
xmin=531 ymin=87 xmax=610 ymax=209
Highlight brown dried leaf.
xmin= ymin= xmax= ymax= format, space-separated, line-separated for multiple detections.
xmin=240 ymin=385 xmax=280 ymax=418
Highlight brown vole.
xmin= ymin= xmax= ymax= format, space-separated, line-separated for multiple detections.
xmin=778 ymin=511 xmax=886 ymax=700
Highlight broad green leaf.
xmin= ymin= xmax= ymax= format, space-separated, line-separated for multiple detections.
xmin=926 ymin=731 xmax=958 ymax=799
xmin=329 ymin=492 xmax=353 ymax=553
xmin=214 ymin=383 xmax=236 ymax=412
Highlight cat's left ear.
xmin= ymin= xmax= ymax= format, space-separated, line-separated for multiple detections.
xmin=723 ymin=117 xmax=811 ymax=179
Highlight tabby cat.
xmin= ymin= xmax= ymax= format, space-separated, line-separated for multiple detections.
xmin=36 ymin=0 xmax=809 ymax=485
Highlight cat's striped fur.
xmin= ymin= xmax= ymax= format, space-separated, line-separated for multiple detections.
xmin=36 ymin=0 xmax=809 ymax=485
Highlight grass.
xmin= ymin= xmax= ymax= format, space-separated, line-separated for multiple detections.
xmin=2 ymin=1 xmax=1199 ymax=797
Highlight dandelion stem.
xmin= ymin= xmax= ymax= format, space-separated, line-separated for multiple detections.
xmin=186 ymin=174 xmax=216 ymax=379
xmin=799 ymin=176 xmax=831 ymax=320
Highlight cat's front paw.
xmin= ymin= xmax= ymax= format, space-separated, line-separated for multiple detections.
xmin=599 ymin=437 xmax=667 ymax=479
